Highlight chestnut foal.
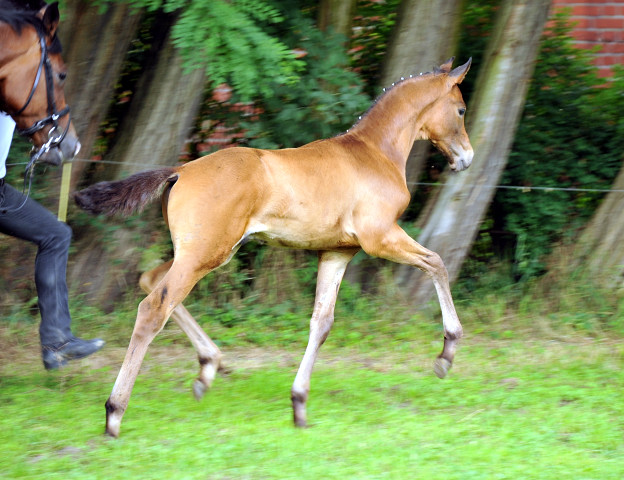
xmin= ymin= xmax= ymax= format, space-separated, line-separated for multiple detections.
xmin=75 ymin=57 xmax=473 ymax=437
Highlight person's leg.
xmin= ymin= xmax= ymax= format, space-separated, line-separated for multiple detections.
xmin=0 ymin=182 xmax=103 ymax=368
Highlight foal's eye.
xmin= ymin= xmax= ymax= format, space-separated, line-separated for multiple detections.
xmin=57 ymin=71 xmax=67 ymax=82
xmin=458 ymin=107 xmax=466 ymax=116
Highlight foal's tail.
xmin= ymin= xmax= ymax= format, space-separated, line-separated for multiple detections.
xmin=74 ymin=167 xmax=179 ymax=216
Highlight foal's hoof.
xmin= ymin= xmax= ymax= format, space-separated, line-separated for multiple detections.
xmin=192 ymin=379 xmax=207 ymax=400
xmin=105 ymin=417 xmax=121 ymax=438
xmin=294 ymin=417 xmax=308 ymax=428
xmin=433 ymin=357 xmax=452 ymax=379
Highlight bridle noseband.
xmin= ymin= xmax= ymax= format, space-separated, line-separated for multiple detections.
xmin=13 ymin=32 xmax=71 ymax=165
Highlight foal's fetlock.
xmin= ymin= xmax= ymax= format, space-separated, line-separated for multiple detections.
xmin=434 ymin=334 xmax=460 ymax=379
xmin=104 ymin=399 xmax=124 ymax=438
xmin=291 ymin=390 xmax=308 ymax=428
xmin=193 ymin=355 xmax=221 ymax=400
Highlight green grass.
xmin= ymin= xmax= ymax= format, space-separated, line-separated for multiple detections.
xmin=1 ymin=318 xmax=622 ymax=479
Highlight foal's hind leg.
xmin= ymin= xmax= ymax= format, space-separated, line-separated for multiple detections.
xmin=105 ymin=257 xmax=212 ymax=437
xmin=291 ymin=249 xmax=358 ymax=427
xmin=139 ymin=260 xmax=222 ymax=400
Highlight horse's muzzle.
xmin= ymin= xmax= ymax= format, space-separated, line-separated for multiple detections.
xmin=450 ymin=146 xmax=474 ymax=172
xmin=35 ymin=135 xmax=81 ymax=166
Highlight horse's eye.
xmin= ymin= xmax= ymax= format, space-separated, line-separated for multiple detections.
xmin=57 ymin=71 xmax=67 ymax=82
xmin=458 ymin=107 xmax=466 ymax=116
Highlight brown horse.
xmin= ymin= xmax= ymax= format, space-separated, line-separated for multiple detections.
xmin=0 ymin=1 xmax=79 ymax=165
xmin=75 ymin=57 xmax=473 ymax=438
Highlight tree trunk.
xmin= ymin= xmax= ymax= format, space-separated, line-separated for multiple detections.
xmin=59 ymin=0 xmax=143 ymax=189
xmin=67 ymin=19 xmax=206 ymax=308
xmin=105 ymin=31 xmax=205 ymax=177
xmin=380 ymin=0 xmax=464 ymax=195
xmin=569 ymin=162 xmax=624 ymax=287
xmin=318 ymin=0 xmax=356 ymax=38
xmin=345 ymin=0 xmax=464 ymax=287
xmin=0 ymin=2 xmax=143 ymax=312
xmin=396 ymin=0 xmax=552 ymax=307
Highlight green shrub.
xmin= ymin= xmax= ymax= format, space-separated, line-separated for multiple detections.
xmin=494 ymin=12 xmax=624 ymax=279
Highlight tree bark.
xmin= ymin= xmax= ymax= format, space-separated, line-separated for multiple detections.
xmin=67 ymin=19 xmax=206 ymax=307
xmin=345 ymin=0 xmax=464 ymax=287
xmin=569 ymin=162 xmax=624 ymax=287
xmin=0 ymin=2 xmax=143 ymax=312
xmin=59 ymin=0 xmax=143 ymax=189
xmin=380 ymin=0 xmax=465 ymax=195
xmin=396 ymin=0 xmax=552 ymax=307
xmin=318 ymin=0 xmax=356 ymax=38
xmin=105 ymin=34 xmax=205 ymax=177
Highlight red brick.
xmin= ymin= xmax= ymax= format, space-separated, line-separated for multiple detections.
xmin=595 ymin=17 xmax=624 ymax=29
xmin=597 ymin=67 xmax=614 ymax=79
xmin=569 ymin=17 xmax=595 ymax=28
xmin=571 ymin=4 xmax=601 ymax=16
xmin=575 ymin=29 xmax=600 ymax=41
xmin=594 ymin=54 xmax=619 ymax=66
xmin=574 ymin=41 xmax=602 ymax=50
xmin=601 ymin=42 xmax=624 ymax=53
xmin=597 ymin=30 xmax=624 ymax=42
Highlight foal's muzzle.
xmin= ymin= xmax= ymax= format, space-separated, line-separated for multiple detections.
xmin=449 ymin=146 xmax=474 ymax=172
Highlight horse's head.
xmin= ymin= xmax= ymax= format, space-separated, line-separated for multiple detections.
xmin=0 ymin=2 xmax=80 ymax=165
xmin=421 ymin=58 xmax=473 ymax=172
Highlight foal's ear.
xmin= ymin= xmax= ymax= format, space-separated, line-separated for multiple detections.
xmin=449 ymin=57 xmax=472 ymax=85
xmin=37 ymin=2 xmax=60 ymax=39
xmin=436 ymin=57 xmax=455 ymax=74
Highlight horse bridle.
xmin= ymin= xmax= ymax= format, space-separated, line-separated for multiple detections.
xmin=0 ymin=30 xmax=72 ymax=214
xmin=13 ymin=31 xmax=71 ymax=166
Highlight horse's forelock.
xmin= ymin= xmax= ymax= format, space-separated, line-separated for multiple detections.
xmin=0 ymin=1 xmax=62 ymax=52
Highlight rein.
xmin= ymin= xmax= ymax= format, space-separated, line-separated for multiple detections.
xmin=0 ymin=29 xmax=72 ymax=215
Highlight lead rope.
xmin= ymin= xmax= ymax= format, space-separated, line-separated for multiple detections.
xmin=0 ymin=157 xmax=37 ymax=215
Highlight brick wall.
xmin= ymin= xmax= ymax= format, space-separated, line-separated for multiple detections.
xmin=551 ymin=0 xmax=624 ymax=77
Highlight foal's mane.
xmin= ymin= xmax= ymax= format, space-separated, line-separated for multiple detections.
xmin=0 ymin=0 xmax=62 ymax=53
xmin=343 ymin=69 xmax=437 ymax=134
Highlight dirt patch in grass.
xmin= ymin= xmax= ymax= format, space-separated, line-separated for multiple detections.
xmin=1 ymin=319 xmax=620 ymax=383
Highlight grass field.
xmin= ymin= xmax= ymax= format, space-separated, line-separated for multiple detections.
xmin=0 ymin=296 xmax=622 ymax=480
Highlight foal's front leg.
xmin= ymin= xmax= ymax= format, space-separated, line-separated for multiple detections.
xmin=361 ymin=224 xmax=463 ymax=378
xmin=291 ymin=249 xmax=358 ymax=427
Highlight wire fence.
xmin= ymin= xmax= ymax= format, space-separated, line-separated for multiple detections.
xmin=6 ymin=157 xmax=624 ymax=194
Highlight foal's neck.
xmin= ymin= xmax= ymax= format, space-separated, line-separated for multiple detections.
xmin=349 ymin=76 xmax=441 ymax=178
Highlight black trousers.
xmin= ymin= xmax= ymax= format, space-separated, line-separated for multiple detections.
xmin=0 ymin=180 xmax=73 ymax=346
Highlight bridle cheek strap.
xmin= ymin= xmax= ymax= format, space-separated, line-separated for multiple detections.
xmin=14 ymin=32 xmax=72 ymax=156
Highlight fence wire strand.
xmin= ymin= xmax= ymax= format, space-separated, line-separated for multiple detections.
xmin=6 ymin=157 xmax=624 ymax=194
